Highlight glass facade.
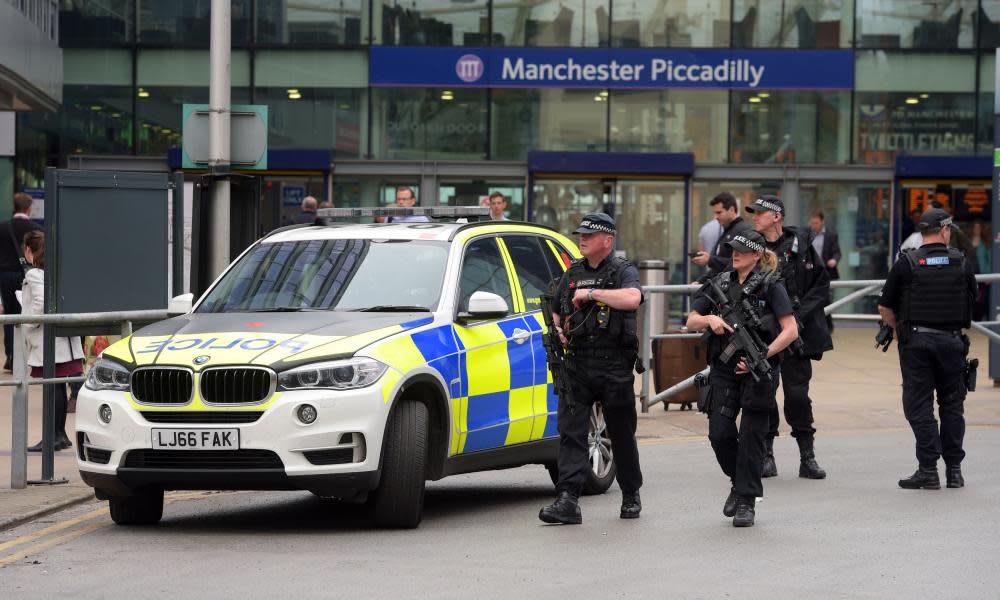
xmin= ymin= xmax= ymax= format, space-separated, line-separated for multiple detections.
xmin=33 ymin=1 xmax=1000 ymax=169
xmin=733 ymin=0 xmax=853 ymax=48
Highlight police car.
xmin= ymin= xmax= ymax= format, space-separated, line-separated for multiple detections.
xmin=76 ymin=207 xmax=617 ymax=528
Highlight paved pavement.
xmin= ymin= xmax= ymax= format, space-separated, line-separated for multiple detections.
xmin=1 ymin=325 xmax=998 ymax=517
xmin=1 ymin=429 xmax=999 ymax=598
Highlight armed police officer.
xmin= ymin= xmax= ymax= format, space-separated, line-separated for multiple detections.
xmin=747 ymin=195 xmax=832 ymax=480
xmin=877 ymin=208 xmax=977 ymax=490
xmin=687 ymin=230 xmax=799 ymax=527
xmin=539 ymin=212 xmax=644 ymax=525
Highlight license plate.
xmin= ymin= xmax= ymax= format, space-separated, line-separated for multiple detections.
xmin=151 ymin=429 xmax=240 ymax=450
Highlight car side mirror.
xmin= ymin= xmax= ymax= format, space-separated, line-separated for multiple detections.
xmin=458 ymin=291 xmax=509 ymax=321
xmin=167 ymin=293 xmax=194 ymax=316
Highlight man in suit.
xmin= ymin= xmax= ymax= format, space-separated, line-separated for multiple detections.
xmin=810 ymin=210 xmax=841 ymax=331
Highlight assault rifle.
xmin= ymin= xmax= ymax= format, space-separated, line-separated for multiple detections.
xmin=701 ymin=277 xmax=773 ymax=382
xmin=539 ymin=282 xmax=573 ymax=405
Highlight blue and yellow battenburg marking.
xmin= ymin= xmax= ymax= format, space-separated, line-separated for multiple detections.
xmin=368 ymin=315 xmax=560 ymax=456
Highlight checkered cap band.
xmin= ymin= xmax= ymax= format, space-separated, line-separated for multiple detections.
xmin=753 ymin=198 xmax=783 ymax=213
xmin=579 ymin=220 xmax=615 ymax=234
xmin=731 ymin=235 xmax=764 ymax=253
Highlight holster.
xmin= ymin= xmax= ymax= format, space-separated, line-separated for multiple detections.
xmin=705 ymin=383 xmax=738 ymax=419
xmin=965 ymin=358 xmax=979 ymax=392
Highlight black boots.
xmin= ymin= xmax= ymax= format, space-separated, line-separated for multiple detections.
xmin=762 ymin=437 xmax=777 ymax=478
xmin=723 ymin=488 xmax=738 ymax=517
xmin=796 ymin=436 xmax=827 ymax=479
xmin=539 ymin=491 xmax=582 ymax=525
xmin=620 ymin=491 xmax=641 ymax=519
xmin=946 ymin=466 xmax=964 ymax=489
xmin=27 ymin=432 xmax=72 ymax=452
xmin=732 ymin=496 xmax=756 ymax=527
xmin=899 ymin=466 xmax=941 ymax=490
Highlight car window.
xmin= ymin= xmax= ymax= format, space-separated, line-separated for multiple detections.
xmin=503 ymin=236 xmax=558 ymax=313
xmin=541 ymin=238 xmax=570 ymax=277
xmin=197 ymin=239 xmax=449 ymax=313
xmin=458 ymin=237 xmax=514 ymax=314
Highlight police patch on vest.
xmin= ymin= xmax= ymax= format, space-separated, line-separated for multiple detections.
xmin=922 ymin=256 xmax=950 ymax=266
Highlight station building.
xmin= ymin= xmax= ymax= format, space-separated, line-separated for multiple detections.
xmin=6 ymin=0 xmax=999 ymax=286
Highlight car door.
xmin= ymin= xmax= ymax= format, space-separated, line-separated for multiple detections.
xmin=499 ymin=234 xmax=571 ymax=442
xmin=452 ymin=236 xmax=534 ymax=454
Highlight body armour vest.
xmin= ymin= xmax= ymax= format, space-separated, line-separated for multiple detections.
xmin=560 ymin=257 xmax=639 ymax=362
xmin=705 ymin=269 xmax=778 ymax=364
xmin=772 ymin=230 xmax=809 ymax=302
xmin=901 ymin=245 xmax=970 ymax=328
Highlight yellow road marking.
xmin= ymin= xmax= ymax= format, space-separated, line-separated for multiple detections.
xmin=0 ymin=490 xmax=238 ymax=566
xmin=0 ymin=506 xmax=109 ymax=554
xmin=0 ymin=521 xmax=108 ymax=567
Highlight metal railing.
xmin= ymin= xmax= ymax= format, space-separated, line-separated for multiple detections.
xmin=638 ymin=273 xmax=1000 ymax=412
xmin=3 ymin=309 xmax=167 ymax=489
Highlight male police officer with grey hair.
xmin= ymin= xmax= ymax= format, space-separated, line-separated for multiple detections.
xmin=878 ymin=208 xmax=977 ymax=490
xmin=539 ymin=212 xmax=644 ymax=524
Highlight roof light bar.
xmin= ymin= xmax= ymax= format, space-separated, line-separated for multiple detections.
xmin=317 ymin=207 xmax=492 ymax=220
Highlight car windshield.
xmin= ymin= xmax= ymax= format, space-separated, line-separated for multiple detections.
xmin=197 ymin=239 xmax=450 ymax=313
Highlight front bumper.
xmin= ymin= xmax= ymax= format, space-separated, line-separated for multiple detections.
xmin=76 ymin=383 xmax=391 ymax=498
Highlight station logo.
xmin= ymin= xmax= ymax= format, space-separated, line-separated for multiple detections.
xmin=456 ymin=54 xmax=484 ymax=83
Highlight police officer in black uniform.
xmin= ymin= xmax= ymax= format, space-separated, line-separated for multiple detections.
xmin=877 ymin=208 xmax=977 ymax=490
xmin=539 ymin=213 xmax=644 ymax=525
xmin=687 ymin=230 xmax=799 ymax=527
xmin=747 ymin=195 xmax=833 ymax=480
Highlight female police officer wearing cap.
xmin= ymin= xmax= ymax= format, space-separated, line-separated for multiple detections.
xmin=686 ymin=230 xmax=799 ymax=527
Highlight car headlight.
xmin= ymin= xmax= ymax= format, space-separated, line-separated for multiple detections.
xmin=85 ymin=358 xmax=131 ymax=391
xmin=278 ymin=358 xmax=388 ymax=391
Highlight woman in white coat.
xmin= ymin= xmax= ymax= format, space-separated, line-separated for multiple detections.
xmin=23 ymin=231 xmax=84 ymax=451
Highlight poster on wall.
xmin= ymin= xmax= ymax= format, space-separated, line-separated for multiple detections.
xmin=856 ymin=95 xmax=976 ymax=164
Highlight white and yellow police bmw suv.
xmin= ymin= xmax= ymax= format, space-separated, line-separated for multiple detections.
xmin=77 ymin=209 xmax=618 ymax=528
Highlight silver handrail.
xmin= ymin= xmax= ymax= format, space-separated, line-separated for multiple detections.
xmin=6 ymin=309 xmax=168 ymax=489
xmin=639 ymin=273 xmax=1000 ymax=412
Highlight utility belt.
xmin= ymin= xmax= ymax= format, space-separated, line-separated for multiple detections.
xmin=910 ymin=325 xmax=961 ymax=336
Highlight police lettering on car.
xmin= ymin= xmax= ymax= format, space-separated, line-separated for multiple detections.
xmin=877 ymin=207 xmax=978 ymax=490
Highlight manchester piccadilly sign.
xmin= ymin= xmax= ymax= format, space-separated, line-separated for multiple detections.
xmin=369 ymin=48 xmax=854 ymax=90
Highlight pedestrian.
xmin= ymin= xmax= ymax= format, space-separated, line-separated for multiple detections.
xmin=387 ymin=186 xmax=430 ymax=223
xmin=809 ymin=210 xmax=841 ymax=331
xmin=686 ymin=230 xmax=799 ymax=527
xmin=22 ymin=231 xmax=84 ymax=452
xmin=691 ymin=192 xmax=751 ymax=283
xmin=0 ymin=192 xmax=42 ymax=372
xmin=539 ymin=212 xmax=644 ymax=525
xmin=971 ymin=220 xmax=991 ymax=321
xmin=488 ymin=192 xmax=509 ymax=221
xmin=748 ymin=195 xmax=832 ymax=480
xmin=877 ymin=208 xmax=977 ymax=490
xmin=293 ymin=196 xmax=318 ymax=224
xmin=697 ymin=217 xmax=722 ymax=255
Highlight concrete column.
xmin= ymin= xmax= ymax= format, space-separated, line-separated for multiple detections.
xmin=781 ymin=177 xmax=802 ymax=228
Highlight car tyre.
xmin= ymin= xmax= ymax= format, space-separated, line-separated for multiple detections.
xmin=370 ymin=400 xmax=428 ymax=529
xmin=544 ymin=404 xmax=617 ymax=496
xmin=109 ymin=488 xmax=164 ymax=526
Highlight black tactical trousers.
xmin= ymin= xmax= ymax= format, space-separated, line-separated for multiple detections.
xmin=898 ymin=331 xmax=967 ymax=468
xmin=768 ymin=353 xmax=816 ymax=439
xmin=707 ymin=379 xmax=775 ymax=498
xmin=556 ymin=361 xmax=642 ymax=497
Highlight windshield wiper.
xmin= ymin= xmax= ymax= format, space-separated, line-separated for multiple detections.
xmin=353 ymin=305 xmax=430 ymax=312
xmin=231 ymin=307 xmax=326 ymax=313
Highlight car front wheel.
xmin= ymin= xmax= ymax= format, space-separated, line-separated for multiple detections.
xmin=545 ymin=403 xmax=617 ymax=496
xmin=109 ymin=488 xmax=164 ymax=526
xmin=370 ymin=400 xmax=428 ymax=528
